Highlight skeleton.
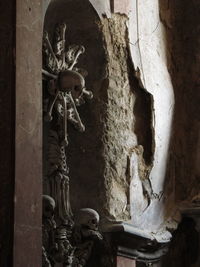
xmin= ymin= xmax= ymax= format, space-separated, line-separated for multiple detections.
xmin=46 ymin=130 xmax=73 ymax=223
xmin=52 ymin=226 xmax=74 ymax=265
xmin=42 ymin=246 xmax=52 ymax=267
xmin=45 ymin=70 xmax=87 ymax=146
xmin=43 ymin=195 xmax=56 ymax=219
xmin=72 ymin=209 xmax=103 ymax=267
xmin=43 ymin=23 xmax=93 ymax=146
xmin=73 ymin=208 xmax=102 ymax=242
xmin=43 ymin=23 xmax=93 ymax=221
xmin=43 ymin=24 xmax=85 ymax=74
xmin=42 ymin=23 xmax=100 ymax=267
xmin=42 ymin=195 xmax=57 ymax=267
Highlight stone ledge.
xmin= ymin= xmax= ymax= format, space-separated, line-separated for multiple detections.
xmin=102 ymin=222 xmax=171 ymax=263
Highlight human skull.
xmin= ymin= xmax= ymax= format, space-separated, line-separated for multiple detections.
xmin=58 ymin=70 xmax=85 ymax=99
xmin=43 ymin=195 xmax=56 ymax=219
xmin=75 ymin=208 xmax=100 ymax=231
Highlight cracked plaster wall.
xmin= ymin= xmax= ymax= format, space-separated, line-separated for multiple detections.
xmin=128 ymin=0 xmax=174 ymax=231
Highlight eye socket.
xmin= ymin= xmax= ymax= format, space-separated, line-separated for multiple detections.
xmin=91 ymin=219 xmax=97 ymax=224
xmin=74 ymin=86 xmax=81 ymax=92
xmin=45 ymin=206 xmax=53 ymax=212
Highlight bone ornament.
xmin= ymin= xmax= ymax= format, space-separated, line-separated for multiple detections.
xmin=43 ymin=24 xmax=85 ymax=74
xmin=66 ymin=45 xmax=85 ymax=70
xmin=43 ymin=195 xmax=56 ymax=219
xmin=54 ymin=22 xmax=67 ymax=59
xmin=75 ymin=208 xmax=100 ymax=231
xmin=44 ymin=70 xmax=86 ymax=146
xmin=42 ymin=23 xmax=98 ymax=266
xmin=74 ymin=208 xmax=103 ymax=242
xmin=45 ymin=70 xmax=85 ymax=119
xmin=58 ymin=70 xmax=85 ymax=95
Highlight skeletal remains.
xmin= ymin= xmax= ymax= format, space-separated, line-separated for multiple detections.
xmin=43 ymin=23 xmax=93 ymax=146
xmin=42 ymin=23 xmax=101 ymax=266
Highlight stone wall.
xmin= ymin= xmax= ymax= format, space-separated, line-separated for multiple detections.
xmin=100 ymin=14 xmax=137 ymax=221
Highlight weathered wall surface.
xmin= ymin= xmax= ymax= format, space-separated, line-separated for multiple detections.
xmin=100 ymin=15 xmax=137 ymax=221
xmin=128 ymin=0 xmax=175 ymax=231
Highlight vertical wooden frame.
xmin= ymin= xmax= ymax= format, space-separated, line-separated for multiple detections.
xmin=14 ymin=0 xmax=43 ymax=266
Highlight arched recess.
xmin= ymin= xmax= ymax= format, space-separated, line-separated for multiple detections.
xmin=42 ymin=0 xmax=109 ymax=266
xmin=42 ymin=0 xmax=108 ymax=265
xmin=42 ymin=0 xmax=107 ymax=214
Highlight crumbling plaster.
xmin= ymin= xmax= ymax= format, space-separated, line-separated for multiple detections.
xmin=88 ymin=0 xmax=175 ymax=230
xmin=128 ymin=0 xmax=174 ymax=230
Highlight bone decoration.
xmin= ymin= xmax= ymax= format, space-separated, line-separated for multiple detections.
xmin=42 ymin=23 xmax=101 ymax=267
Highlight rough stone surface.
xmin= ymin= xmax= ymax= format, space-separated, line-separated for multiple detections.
xmin=100 ymin=15 xmax=137 ymax=221
xmin=72 ymin=0 xmax=176 ymax=232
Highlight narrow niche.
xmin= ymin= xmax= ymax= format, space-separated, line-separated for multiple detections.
xmin=42 ymin=0 xmax=107 ymax=266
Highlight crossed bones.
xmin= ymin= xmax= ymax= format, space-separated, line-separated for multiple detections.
xmin=42 ymin=23 xmax=93 ymax=146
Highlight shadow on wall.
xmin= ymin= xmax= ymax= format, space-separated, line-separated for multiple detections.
xmin=43 ymin=0 xmax=108 ymax=213
xmin=162 ymin=217 xmax=199 ymax=267
xmin=159 ymin=0 xmax=200 ymax=203
xmin=159 ymin=0 xmax=200 ymax=266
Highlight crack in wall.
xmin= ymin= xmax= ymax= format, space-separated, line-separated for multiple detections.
xmin=125 ymin=23 xmax=157 ymax=208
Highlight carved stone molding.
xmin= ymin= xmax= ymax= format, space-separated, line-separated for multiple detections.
xmin=103 ymin=222 xmax=171 ymax=265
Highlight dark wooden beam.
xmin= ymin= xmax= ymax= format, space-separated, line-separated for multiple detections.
xmin=0 ymin=0 xmax=16 ymax=265
xmin=13 ymin=1 xmax=43 ymax=266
